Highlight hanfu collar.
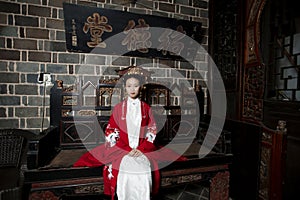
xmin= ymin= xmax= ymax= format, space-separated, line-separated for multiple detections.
xmin=127 ymin=97 xmax=140 ymax=106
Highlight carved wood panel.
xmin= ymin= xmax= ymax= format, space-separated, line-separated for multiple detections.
xmin=242 ymin=0 xmax=267 ymax=121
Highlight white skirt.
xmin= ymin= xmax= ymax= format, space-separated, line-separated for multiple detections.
xmin=117 ymin=154 xmax=152 ymax=200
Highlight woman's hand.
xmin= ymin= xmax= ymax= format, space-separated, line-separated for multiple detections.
xmin=128 ymin=148 xmax=143 ymax=157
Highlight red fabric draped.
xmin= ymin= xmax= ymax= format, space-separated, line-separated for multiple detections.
xmin=73 ymin=100 xmax=187 ymax=199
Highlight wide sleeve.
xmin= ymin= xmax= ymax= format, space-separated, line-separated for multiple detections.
xmin=105 ymin=115 xmax=120 ymax=148
xmin=137 ymin=104 xmax=157 ymax=152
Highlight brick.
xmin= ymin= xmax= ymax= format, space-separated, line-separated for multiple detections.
xmin=52 ymin=8 xmax=58 ymax=18
xmin=103 ymin=4 xmax=124 ymax=11
xmin=159 ymin=59 xmax=177 ymax=68
xmin=56 ymin=30 xmax=65 ymax=41
xmin=0 ymin=61 xmax=7 ymax=71
xmin=0 ymin=85 xmax=7 ymax=94
xmin=46 ymin=18 xmax=64 ymax=30
xmin=46 ymin=64 xmax=68 ymax=73
xmin=27 ymin=96 xmax=49 ymax=106
xmin=0 ymin=72 xmax=19 ymax=83
xmin=15 ymin=85 xmax=38 ymax=95
xmin=112 ymin=56 xmax=130 ymax=66
xmin=128 ymin=8 xmax=147 ymax=15
xmin=21 ymin=74 xmax=26 ymax=83
xmin=159 ymin=2 xmax=175 ymax=13
xmin=0 ymin=13 xmax=7 ymax=24
xmin=85 ymin=54 xmax=106 ymax=65
xmin=22 ymin=51 xmax=27 ymax=61
xmin=28 ymin=51 xmax=51 ymax=62
xmin=0 ymin=37 xmax=4 ymax=48
xmin=152 ymin=68 xmax=167 ymax=77
xmin=28 ymin=5 xmax=51 ymax=17
xmin=27 ymin=74 xmax=39 ymax=84
xmin=193 ymin=0 xmax=208 ymax=9
xmin=15 ymin=16 xmax=39 ymax=27
xmin=22 ymin=5 xmax=27 ymax=15
xmin=9 ymin=85 xmax=13 ymax=94
xmin=0 ymin=119 xmax=19 ymax=128
xmin=174 ymin=0 xmax=189 ymax=6
xmin=180 ymin=61 xmax=194 ymax=70
xmin=27 ymin=118 xmax=48 ymax=128
xmin=190 ymin=70 xmax=202 ymax=79
xmin=8 ymin=62 xmax=14 ymax=71
xmin=136 ymin=57 xmax=154 ymax=67
xmin=152 ymin=11 xmax=169 ymax=18
xmin=77 ymin=1 xmax=97 ymax=8
xmin=180 ymin=6 xmax=196 ymax=16
xmin=6 ymin=38 xmax=12 ymax=48
xmin=0 ymin=107 xmax=6 ymax=117
xmin=75 ymin=65 xmax=95 ymax=75
xmin=171 ymin=69 xmax=186 ymax=78
xmin=8 ymin=15 xmax=13 ymax=25
xmin=14 ymin=38 xmax=38 ymax=50
xmin=6 ymin=38 xmax=12 ymax=49
xmin=135 ymin=0 xmax=154 ymax=9
xmin=44 ymin=41 xmax=66 ymax=52
xmin=200 ymin=10 xmax=208 ymax=18
xmin=0 ymin=2 xmax=20 ymax=14
xmin=20 ymin=27 xmax=25 ymax=38
xmin=8 ymin=107 xmax=13 ymax=117
xmin=58 ymin=53 xmax=79 ymax=64
xmin=69 ymin=65 xmax=74 ymax=74
xmin=22 ymin=96 xmax=27 ymax=105
xmin=0 ymin=25 xmax=18 ymax=37
xmin=18 ymin=0 xmax=41 ymax=4
xmin=0 ymin=96 xmax=20 ymax=105
xmin=16 ymin=62 xmax=39 ymax=72
xmin=49 ymin=0 xmax=65 ymax=8
xmin=15 ymin=107 xmax=39 ymax=117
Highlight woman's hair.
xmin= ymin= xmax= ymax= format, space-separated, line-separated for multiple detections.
xmin=123 ymin=74 xmax=145 ymax=86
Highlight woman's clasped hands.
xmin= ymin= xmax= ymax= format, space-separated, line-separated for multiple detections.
xmin=129 ymin=148 xmax=143 ymax=157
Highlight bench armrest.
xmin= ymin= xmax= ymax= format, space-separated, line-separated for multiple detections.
xmin=27 ymin=126 xmax=60 ymax=169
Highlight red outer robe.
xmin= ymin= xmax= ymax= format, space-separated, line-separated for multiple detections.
xmin=73 ymin=99 xmax=186 ymax=199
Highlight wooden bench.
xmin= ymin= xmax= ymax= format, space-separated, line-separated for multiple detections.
xmin=23 ymin=77 xmax=233 ymax=200
xmin=23 ymin=76 xmax=287 ymax=200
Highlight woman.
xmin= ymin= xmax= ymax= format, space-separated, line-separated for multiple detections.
xmin=74 ymin=66 xmax=186 ymax=200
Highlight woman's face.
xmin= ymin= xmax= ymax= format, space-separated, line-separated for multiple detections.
xmin=125 ymin=77 xmax=141 ymax=99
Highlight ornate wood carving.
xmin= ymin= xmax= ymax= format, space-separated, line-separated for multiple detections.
xmin=209 ymin=171 xmax=230 ymax=200
xmin=210 ymin=0 xmax=239 ymax=91
xmin=29 ymin=191 xmax=59 ymax=200
xmin=242 ymin=0 xmax=267 ymax=121
xmin=245 ymin=0 xmax=266 ymax=64
xmin=242 ymin=64 xmax=265 ymax=120
xmin=258 ymin=121 xmax=287 ymax=200
xmin=161 ymin=174 xmax=202 ymax=187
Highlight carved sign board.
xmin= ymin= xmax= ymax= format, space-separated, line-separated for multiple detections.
xmin=63 ymin=3 xmax=202 ymax=60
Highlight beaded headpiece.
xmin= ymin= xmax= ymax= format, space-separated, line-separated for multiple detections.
xmin=116 ymin=66 xmax=153 ymax=82
xmin=126 ymin=66 xmax=144 ymax=76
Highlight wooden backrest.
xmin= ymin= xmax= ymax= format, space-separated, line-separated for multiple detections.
xmin=50 ymin=78 xmax=201 ymax=149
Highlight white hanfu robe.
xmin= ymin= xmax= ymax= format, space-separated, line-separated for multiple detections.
xmin=116 ymin=97 xmax=152 ymax=200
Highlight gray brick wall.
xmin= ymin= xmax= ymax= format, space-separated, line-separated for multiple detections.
xmin=0 ymin=0 xmax=209 ymax=133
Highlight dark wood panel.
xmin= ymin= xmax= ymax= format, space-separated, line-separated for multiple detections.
xmin=263 ymin=100 xmax=300 ymax=200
